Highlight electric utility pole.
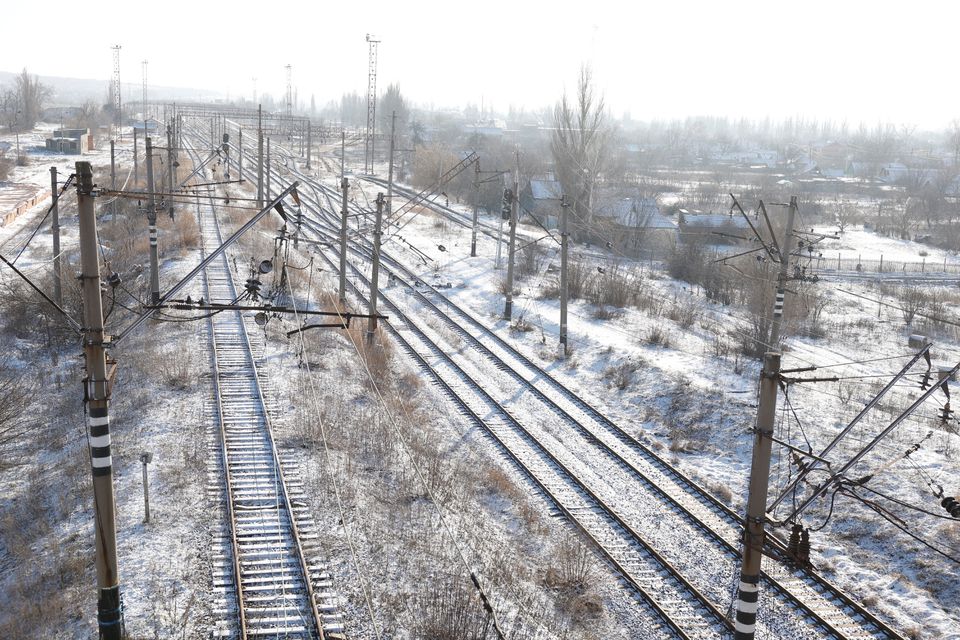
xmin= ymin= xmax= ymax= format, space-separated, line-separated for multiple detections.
xmin=734 ymin=351 xmax=780 ymax=640
xmin=734 ymin=195 xmax=798 ymax=640
xmin=266 ymin=136 xmax=272 ymax=202
xmin=50 ymin=167 xmax=62 ymax=306
xmin=367 ymin=193 xmax=384 ymax=343
xmin=386 ymin=111 xmax=396 ymax=217
xmin=471 ymin=160 xmax=480 ymax=257
xmin=503 ymin=153 xmax=520 ymax=320
xmin=257 ymin=106 xmax=264 ymax=209
xmin=560 ymin=195 xmax=570 ymax=356
xmin=768 ymin=196 xmax=798 ymax=349
xmin=77 ymin=161 xmax=123 ymax=640
xmin=145 ymin=136 xmax=160 ymax=303
xmin=238 ymin=128 xmax=244 ymax=182
xmin=222 ymin=133 xmax=230 ymax=181
xmin=306 ymin=120 xmax=312 ymax=170
xmin=166 ymin=124 xmax=175 ymax=219
xmin=340 ymin=177 xmax=349 ymax=304
xmin=133 ymin=127 xmax=139 ymax=185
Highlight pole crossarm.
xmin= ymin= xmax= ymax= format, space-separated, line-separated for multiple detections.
xmin=768 ymin=346 xmax=931 ymax=514
xmin=781 ymin=355 xmax=957 ymax=524
xmin=114 ymin=183 xmax=299 ymax=343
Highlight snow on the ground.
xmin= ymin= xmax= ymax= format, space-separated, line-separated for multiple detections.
xmin=365 ymin=179 xmax=960 ymax=639
xmin=813 ymin=225 xmax=959 ymax=264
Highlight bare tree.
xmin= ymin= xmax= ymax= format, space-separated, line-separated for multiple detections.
xmin=12 ymin=68 xmax=52 ymax=130
xmin=551 ymin=65 xmax=611 ymax=239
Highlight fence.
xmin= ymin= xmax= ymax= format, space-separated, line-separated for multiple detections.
xmin=805 ymin=252 xmax=960 ymax=274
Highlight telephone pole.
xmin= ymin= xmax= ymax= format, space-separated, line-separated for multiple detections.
xmin=559 ymin=195 xmax=570 ymax=356
xmin=503 ymin=153 xmax=520 ymax=320
xmin=386 ymin=111 xmax=396 ymax=217
xmin=76 ymin=161 xmax=123 ymax=640
xmin=734 ymin=195 xmax=798 ymax=640
xmin=50 ymin=167 xmax=62 ymax=306
xmin=367 ymin=193 xmax=384 ymax=343
xmin=471 ymin=160 xmax=480 ymax=257
xmin=145 ymin=136 xmax=160 ymax=303
xmin=339 ymin=177 xmax=349 ymax=304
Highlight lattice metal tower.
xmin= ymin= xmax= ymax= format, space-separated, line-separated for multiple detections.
xmin=285 ymin=64 xmax=293 ymax=116
xmin=364 ymin=34 xmax=380 ymax=174
xmin=141 ymin=60 xmax=148 ymax=122
xmin=111 ymin=45 xmax=122 ymax=130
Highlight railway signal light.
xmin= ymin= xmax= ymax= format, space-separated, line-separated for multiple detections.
xmin=501 ymin=188 xmax=513 ymax=220
xmin=943 ymin=496 xmax=960 ymax=518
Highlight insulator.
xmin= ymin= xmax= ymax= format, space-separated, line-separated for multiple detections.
xmin=787 ymin=523 xmax=801 ymax=562
xmin=798 ymin=528 xmax=811 ymax=566
xmin=943 ymin=497 xmax=960 ymax=518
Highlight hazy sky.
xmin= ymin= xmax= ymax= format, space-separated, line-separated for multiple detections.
xmin=3 ymin=0 xmax=959 ymax=129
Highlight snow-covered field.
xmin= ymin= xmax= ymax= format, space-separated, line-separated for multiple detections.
xmin=1 ymin=128 xmax=958 ymax=639
xmin=362 ymin=178 xmax=960 ymax=638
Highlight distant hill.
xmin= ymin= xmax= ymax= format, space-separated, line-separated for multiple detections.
xmin=0 ymin=71 xmax=223 ymax=106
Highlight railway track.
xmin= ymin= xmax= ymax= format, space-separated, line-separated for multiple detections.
xmin=181 ymin=131 xmax=343 ymax=639
xmin=227 ymin=130 xmax=907 ymax=638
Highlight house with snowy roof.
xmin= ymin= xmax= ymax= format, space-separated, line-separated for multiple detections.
xmin=678 ymin=209 xmax=751 ymax=242
xmin=519 ymin=174 xmax=563 ymax=229
xmin=593 ymin=195 xmax=678 ymax=257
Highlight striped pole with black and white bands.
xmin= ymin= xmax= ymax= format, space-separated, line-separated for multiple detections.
xmin=88 ymin=406 xmax=112 ymax=476
xmin=735 ymin=351 xmax=782 ymax=640
xmin=734 ymin=575 xmax=760 ymax=638
xmin=773 ymin=289 xmax=785 ymax=319
xmin=145 ymin=135 xmax=161 ymax=304
xmin=77 ymin=160 xmax=124 ymax=639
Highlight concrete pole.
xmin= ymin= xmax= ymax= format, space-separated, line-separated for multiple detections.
xmin=471 ymin=160 xmax=480 ymax=257
xmin=367 ymin=193 xmax=384 ymax=342
xmin=145 ymin=136 xmax=160 ymax=303
xmin=340 ymin=178 xmax=349 ymax=304
xmin=504 ymin=159 xmax=519 ymax=320
xmin=139 ymin=453 xmax=151 ymax=523
xmin=222 ymin=133 xmax=230 ymax=181
xmin=266 ymin=136 xmax=271 ymax=202
xmin=133 ymin=127 xmax=139 ymax=185
xmin=735 ymin=351 xmax=781 ymax=640
xmin=238 ymin=128 xmax=244 ymax=182
xmin=340 ymin=131 xmax=345 ymax=179
xmin=166 ymin=124 xmax=175 ymax=219
xmin=768 ymin=196 xmax=798 ymax=349
xmin=50 ymin=167 xmax=62 ymax=306
xmin=306 ymin=120 xmax=312 ymax=170
xmin=257 ymin=106 xmax=264 ymax=209
xmin=560 ymin=195 xmax=570 ymax=355
xmin=76 ymin=161 xmax=123 ymax=640
xmin=386 ymin=111 xmax=396 ymax=218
